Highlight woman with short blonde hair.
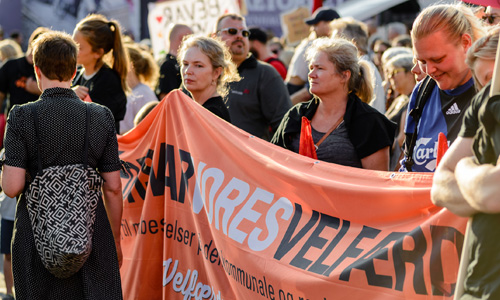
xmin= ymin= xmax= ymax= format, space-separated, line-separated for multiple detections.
xmin=177 ymin=35 xmax=240 ymax=122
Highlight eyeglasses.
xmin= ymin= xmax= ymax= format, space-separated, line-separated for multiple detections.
xmin=387 ymin=68 xmax=407 ymax=79
xmin=218 ymin=27 xmax=250 ymax=38
xmin=482 ymin=14 xmax=498 ymax=24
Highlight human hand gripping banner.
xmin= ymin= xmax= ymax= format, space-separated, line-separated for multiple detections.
xmin=118 ymin=90 xmax=467 ymax=300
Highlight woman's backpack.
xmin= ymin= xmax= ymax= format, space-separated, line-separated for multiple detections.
xmin=25 ymin=104 xmax=103 ymax=278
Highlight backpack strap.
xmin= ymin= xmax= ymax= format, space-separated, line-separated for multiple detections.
xmin=83 ymin=104 xmax=90 ymax=168
xmin=30 ymin=105 xmax=43 ymax=176
xmin=29 ymin=104 xmax=92 ymax=173
xmin=403 ymin=76 xmax=436 ymax=171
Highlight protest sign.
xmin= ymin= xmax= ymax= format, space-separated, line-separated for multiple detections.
xmin=280 ymin=6 xmax=311 ymax=45
xmin=118 ymin=90 xmax=467 ymax=299
xmin=147 ymin=0 xmax=240 ymax=59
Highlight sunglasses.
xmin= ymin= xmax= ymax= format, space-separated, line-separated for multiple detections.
xmin=387 ymin=68 xmax=407 ymax=79
xmin=482 ymin=14 xmax=498 ymax=24
xmin=218 ymin=27 xmax=250 ymax=38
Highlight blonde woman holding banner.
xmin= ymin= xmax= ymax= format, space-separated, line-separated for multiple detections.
xmin=271 ymin=37 xmax=396 ymax=170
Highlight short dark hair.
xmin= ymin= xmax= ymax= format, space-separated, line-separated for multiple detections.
xmin=9 ymin=30 xmax=21 ymax=40
xmin=32 ymin=31 xmax=78 ymax=82
xmin=248 ymin=27 xmax=268 ymax=44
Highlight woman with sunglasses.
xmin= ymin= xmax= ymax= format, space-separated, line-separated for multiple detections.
xmin=177 ymin=35 xmax=240 ymax=122
xmin=482 ymin=6 xmax=500 ymax=26
xmin=383 ymin=54 xmax=416 ymax=170
xmin=272 ymin=37 xmax=396 ymax=170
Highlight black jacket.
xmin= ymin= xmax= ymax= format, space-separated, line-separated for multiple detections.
xmin=271 ymin=93 xmax=397 ymax=159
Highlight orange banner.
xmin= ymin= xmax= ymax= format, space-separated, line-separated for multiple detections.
xmin=118 ymin=90 xmax=467 ymax=300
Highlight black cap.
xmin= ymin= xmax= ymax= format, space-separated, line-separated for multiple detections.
xmin=248 ymin=27 xmax=268 ymax=44
xmin=305 ymin=7 xmax=340 ymax=25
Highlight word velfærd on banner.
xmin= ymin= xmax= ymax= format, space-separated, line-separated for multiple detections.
xmin=163 ymin=258 xmax=223 ymax=300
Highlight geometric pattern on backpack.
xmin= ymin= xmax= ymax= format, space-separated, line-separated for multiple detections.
xmin=25 ymin=163 xmax=103 ymax=279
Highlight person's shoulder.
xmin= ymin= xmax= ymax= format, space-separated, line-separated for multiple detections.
xmin=349 ymin=94 xmax=379 ymax=113
xmin=8 ymin=100 xmax=34 ymax=120
xmin=88 ymin=101 xmax=114 ymax=118
xmin=289 ymin=99 xmax=316 ymax=117
xmin=95 ymin=65 xmax=121 ymax=84
xmin=256 ymin=59 xmax=275 ymax=70
xmin=470 ymin=82 xmax=490 ymax=105
xmin=349 ymin=94 xmax=393 ymax=122
xmin=255 ymin=60 xmax=283 ymax=78
xmin=97 ymin=64 xmax=118 ymax=76
xmin=0 ymin=57 xmax=21 ymax=71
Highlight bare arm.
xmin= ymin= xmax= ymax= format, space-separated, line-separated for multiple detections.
xmin=72 ymin=85 xmax=89 ymax=100
xmin=1 ymin=165 xmax=26 ymax=198
xmin=397 ymin=110 xmax=407 ymax=149
xmin=25 ymin=77 xmax=41 ymax=96
xmin=285 ymin=76 xmax=305 ymax=87
xmin=100 ymin=170 xmax=123 ymax=266
xmin=431 ymin=137 xmax=477 ymax=217
xmin=361 ymin=146 xmax=390 ymax=171
xmin=455 ymin=156 xmax=500 ymax=213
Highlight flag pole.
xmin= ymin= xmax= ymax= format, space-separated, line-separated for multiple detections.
xmin=454 ymin=220 xmax=471 ymax=298
xmin=490 ymin=30 xmax=500 ymax=97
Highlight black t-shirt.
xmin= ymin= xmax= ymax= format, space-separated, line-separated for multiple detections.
xmin=72 ymin=65 xmax=126 ymax=131
xmin=0 ymin=57 xmax=40 ymax=114
xmin=458 ymin=82 xmax=500 ymax=299
xmin=289 ymin=121 xmax=362 ymax=168
xmin=202 ymin=96 xmax=231 ymax=123
xmin=460 ymin=83 xmax=500 ymax=165
xmin=439 ymin=85 xmax=477 ymax=144
xmin=156 ymin=54 xmax=182 ymax=98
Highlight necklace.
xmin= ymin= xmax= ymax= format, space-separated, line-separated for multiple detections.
xmin=314 ymin=116 xmax=344 ymax=150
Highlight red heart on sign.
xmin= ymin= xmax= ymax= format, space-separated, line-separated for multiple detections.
xmin=156 ymin=16 xmax=163 ymax=23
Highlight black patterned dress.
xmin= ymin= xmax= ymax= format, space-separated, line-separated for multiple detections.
xmin=3 ymin=88 xmax=123 ymax=300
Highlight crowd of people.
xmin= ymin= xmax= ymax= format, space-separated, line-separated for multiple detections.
xmin=0 ymin=1 xmax=498 ymax=299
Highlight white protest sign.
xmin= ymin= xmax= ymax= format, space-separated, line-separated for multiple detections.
xmin=148 ymin=0 xmax=240 ymax=59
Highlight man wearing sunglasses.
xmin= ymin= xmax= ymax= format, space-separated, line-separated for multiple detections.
xmin=214 ymin=13 xmax=291 ymax=141
xmin=482 ymin=6 xmax=500 ymax=26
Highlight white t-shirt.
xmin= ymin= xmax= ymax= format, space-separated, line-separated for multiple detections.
xmin=360 ymin=55 xmax=386 ymax=114
xmin=286 ymin=39 xmax=313 ymax=83
xmin=119 ymin=83 xmax=158 ymax=134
